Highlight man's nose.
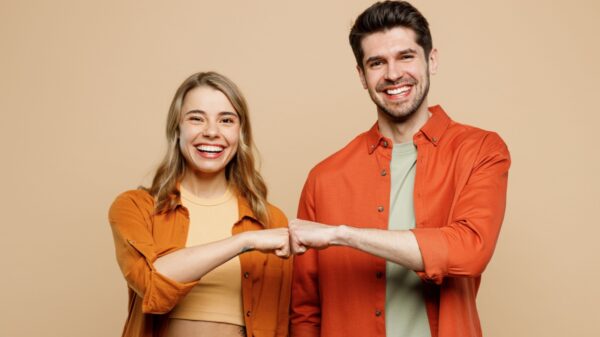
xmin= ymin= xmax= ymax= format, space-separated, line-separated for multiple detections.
xmin=384 ymin=62 xmax=403 ymax=82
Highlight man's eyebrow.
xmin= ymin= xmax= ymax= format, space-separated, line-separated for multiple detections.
xmin=397 ymin=48 xmax=418 ymax=55
xmin=365 ymin=48 xmax=419 ymax=64
xmin=365 ymin=55 xmax=385 ymax=65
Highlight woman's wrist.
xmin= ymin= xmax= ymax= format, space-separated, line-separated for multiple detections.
xmin=237 ymin=231 xmax=255 ymax=255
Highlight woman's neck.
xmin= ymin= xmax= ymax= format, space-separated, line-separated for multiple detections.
xmin=180 ymin=170 xmax=229 ymax=199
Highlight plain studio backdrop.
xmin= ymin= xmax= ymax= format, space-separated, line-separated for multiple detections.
xmin=1 ymin=1 xmax=598 ymax=336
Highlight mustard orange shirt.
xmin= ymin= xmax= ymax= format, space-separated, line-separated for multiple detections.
xmin=109 ymin=189 xmax=292 ymax=337
xmin=291 ymin=106 xmax=511 ymax=337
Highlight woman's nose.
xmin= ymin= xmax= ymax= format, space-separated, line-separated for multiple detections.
xmin=202 ymin=121 xmax=219 ymax=138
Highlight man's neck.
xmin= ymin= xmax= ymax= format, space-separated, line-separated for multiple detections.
xmin=377 ymin=106 xmax=431 ymax=144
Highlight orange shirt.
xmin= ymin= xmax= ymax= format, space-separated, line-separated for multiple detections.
xmin=109 ymin=189 xmax=292 ymax=337
xmin=291 ymin=106 xmax=510 ymax=337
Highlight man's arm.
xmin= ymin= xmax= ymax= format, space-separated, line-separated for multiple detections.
xmin=412 ymin=133 xmax=510 ymax=283
xmin=290 ymin=133 xmax=510 ymax=284
xmin=289 ymin=221 xmax=424 ymax=271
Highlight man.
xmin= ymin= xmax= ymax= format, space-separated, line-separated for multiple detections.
xmin=289 ymin=1 xmax=510 ymax=337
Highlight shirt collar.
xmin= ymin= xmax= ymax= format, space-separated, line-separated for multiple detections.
xmin=419 ymin=105 xmax=451 ymax=145
xmin=366 ymin=105 xmax=451 ymax=154
xmin=236 ymin=195 xmax=263 ymax=226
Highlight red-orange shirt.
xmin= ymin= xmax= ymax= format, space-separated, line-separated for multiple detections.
xmin=291 ymin=106 xmax=510 ymax=337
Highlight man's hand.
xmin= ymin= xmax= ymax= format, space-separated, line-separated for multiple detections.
xmin=288 ymin=219 xmax=342 ymax=254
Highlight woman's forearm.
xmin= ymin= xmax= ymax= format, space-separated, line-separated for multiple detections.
xmin=153 ymin=228 xmax=290 ymax=283
xmin=153 ymin=232 xmax=250 ymax=283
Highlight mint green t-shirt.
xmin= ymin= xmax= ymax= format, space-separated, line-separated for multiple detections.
xmin=385 ymin=142 xmax=431 ymax=337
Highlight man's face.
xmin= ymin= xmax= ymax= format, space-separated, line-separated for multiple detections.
xmin=357 ymin=27 xmax=438 ymax=122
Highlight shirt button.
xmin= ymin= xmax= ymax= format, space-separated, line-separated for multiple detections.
xmin=375 ymin=309 xmax=382 ymax=317
xmin=382 ymin=140 xmax=389 ymax=148
xmin=380 ymin=169 xmax=387 ymax=176
xmin=377 ymin=206 xmax=384 ymax=213
xmin=244 ymin=272 xmax=249 ymax=279
xmin=376 ymin=271 xmax=383 ymax=279
xmin=246 ymin=310 xmax=252 ymax=317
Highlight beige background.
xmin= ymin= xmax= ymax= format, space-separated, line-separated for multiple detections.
xmin=2 ymin=0 xmax=599 ymax=336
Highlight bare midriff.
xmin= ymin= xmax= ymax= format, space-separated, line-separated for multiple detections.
xmin=164 ymin=319 xmax=246 ymax=337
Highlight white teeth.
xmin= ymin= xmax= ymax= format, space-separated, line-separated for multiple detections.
xmin=196 ymin=145 xmax=224 ymax=153
xmin=386 ymin=86 xmax=410 ymax=95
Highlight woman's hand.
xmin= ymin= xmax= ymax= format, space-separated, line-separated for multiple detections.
xmin=242 ymin=228 xmax=291 ymax=258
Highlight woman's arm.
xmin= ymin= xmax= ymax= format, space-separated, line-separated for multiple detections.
xmin=154 ymin=228 xmax=290 ymax=283
xmin=109 ymin=190 xmax=290 ymax=314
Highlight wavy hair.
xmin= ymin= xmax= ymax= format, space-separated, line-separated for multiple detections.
xmin=146 ymin=71 xmax=270 ymax=225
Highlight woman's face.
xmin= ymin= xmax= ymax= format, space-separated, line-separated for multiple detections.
xmin=178 ymin=86 xmax=241 ymax=178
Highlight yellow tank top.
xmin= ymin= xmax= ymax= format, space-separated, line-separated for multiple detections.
xmin=168 ymin=186 xmax=244 ymax=326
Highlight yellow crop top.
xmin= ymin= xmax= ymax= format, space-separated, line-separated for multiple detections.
xmin=168 ymin=186 xmax=244 ymax=326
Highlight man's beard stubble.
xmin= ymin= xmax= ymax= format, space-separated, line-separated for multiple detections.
xmin=376 ymin=73 xmax=430 ymax=124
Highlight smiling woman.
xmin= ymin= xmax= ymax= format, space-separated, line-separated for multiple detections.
xmin=178 ymin=86 xmax=241 ymax=181
xmin=108 ymin=72 xmax=292 ymax=337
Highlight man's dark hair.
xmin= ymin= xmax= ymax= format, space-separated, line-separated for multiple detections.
xmin=349 ymin=1 xmax=433 ymax=69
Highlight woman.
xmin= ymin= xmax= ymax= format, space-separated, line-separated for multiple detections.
xmin=109 ymin=72 xmax=292 ymax=337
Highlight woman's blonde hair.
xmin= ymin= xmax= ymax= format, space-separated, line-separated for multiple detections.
xmin=146 ymin=71 xmax=270 ymax=225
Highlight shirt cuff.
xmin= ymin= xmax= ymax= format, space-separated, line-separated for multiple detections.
xmin=142 ymin=269 xmax=198 ymax=314
xmin=411 ymin=227 xmax=448 ymax=284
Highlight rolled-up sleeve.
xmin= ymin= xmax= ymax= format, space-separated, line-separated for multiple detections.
xmin=108 ymin=191 xmax=197 ymax=314
xmin=412 ymin=133 xmax=511 ymax=284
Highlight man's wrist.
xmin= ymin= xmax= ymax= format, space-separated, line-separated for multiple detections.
xmin=332 ymin=224 xmax=352 ymax=247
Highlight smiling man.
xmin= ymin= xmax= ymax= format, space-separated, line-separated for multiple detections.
xmin=289 ymin=2 xmax=511 ymax=337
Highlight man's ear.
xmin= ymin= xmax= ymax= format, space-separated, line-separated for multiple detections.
xmin=356 ymin=65 xmax=367 ymax=89
xmin=428 ymin=48 xmax=439 ymax=75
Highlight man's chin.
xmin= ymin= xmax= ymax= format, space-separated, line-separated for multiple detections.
xmin=379 ymin=106 xmax=416 ymax=123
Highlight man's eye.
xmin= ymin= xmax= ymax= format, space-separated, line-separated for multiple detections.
xmin=401 ymin=55 xmax=414 ymax=60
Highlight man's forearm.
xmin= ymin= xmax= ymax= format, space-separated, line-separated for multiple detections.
xmin=335 ymin=225 xmax=424 ymax=271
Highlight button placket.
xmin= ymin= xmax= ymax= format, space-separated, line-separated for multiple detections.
xmin=372 ymin=142 xmax=390 ymax=232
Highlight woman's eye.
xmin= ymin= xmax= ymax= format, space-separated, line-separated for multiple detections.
xmin=221 ymin=117 xmax=235 ymax=124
